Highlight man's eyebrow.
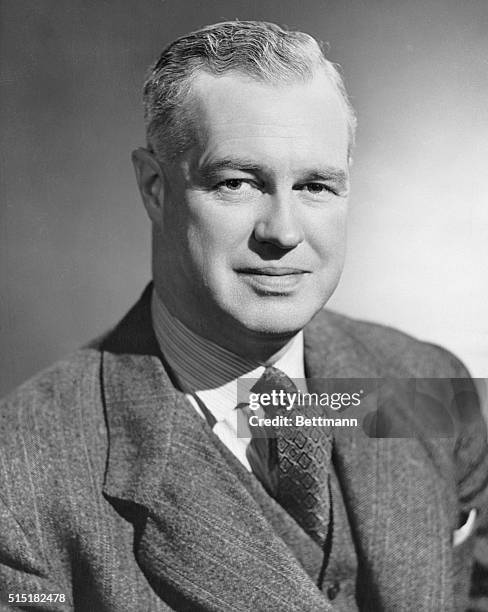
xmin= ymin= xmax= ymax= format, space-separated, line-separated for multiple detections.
xmin=197 ymin=158 xmax=349 ymax=188
xmin=301 ymin=168 xmax=349 ymax=188
xmin=198 ymin=157 xmax=267 ymax=179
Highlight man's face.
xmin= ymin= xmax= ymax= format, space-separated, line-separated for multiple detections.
xmin=153 ymin=71 xmax=350 ymax=346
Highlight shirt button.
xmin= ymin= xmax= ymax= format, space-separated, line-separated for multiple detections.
xmin=327 ymin=581 xmax=341 ymax=600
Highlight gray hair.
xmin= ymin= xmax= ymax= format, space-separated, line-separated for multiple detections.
xmin=143 ymin=20 xmax=357 ymax=160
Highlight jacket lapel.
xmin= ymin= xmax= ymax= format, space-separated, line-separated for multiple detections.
xmin=211 ymin=431 xmax=326 ymax=585
xmin=304 ymin=311 xmax=456 ymax=610
xmin=100 ymin=287 xmax=332 ymax=611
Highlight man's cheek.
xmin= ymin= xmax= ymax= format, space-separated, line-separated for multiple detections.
xmin=312 ymin=227 xmax=346 ymax=261
xmin=186 ymin=238 xmax=228 ymax=283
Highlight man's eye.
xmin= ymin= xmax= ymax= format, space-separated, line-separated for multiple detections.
xmin=219 ymin=179 xmax=247 ymax=191
xmin=214 ymin=179 xmax=259 ymax=199
xmin=293 ymin=182 xmax=339 ymax=201
xmin=302 ymin=183 xmax=333 ymax=194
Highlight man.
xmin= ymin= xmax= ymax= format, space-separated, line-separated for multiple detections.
xmin=0 ymin=20 xmax=487 ymax=611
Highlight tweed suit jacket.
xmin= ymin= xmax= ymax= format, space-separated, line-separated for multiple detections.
xmin=1 ymin=285 xmax=487 ymax=611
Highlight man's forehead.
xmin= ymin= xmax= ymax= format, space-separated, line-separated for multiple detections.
xmin=182 ymin=70 xmax=350 ymax=167
xmin=190 ymin=68 xmax=344 ymax=111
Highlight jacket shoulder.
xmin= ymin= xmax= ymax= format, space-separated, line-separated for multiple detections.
xmin=1 ymin=348 xmax=102 ymax=413
xmin=310 ymin=308 xmax=470 ymax=378
xmin=0 ymin=349 xmax=105 ymax=472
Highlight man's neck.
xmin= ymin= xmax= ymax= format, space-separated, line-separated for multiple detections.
xmin=153 ymin=284 xmax=299 ymax=365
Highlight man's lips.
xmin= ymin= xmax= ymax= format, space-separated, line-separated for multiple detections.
xmin=236 ymin=267 xmax=309 ymax=275
xmin=235 ymin=267 xmax=309 ymax=294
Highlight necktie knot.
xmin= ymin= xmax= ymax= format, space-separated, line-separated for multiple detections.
xmin=259 ymin=365 xmax=298 ymax=391
xmin=250 ymin=366 xmax=299 ymax=416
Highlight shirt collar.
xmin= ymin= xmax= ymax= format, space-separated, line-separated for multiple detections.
xmin=151 ymin=288 xmax=306 ymax=421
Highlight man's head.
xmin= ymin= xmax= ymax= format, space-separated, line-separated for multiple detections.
xmin=132 ymin=21 xmax=356 ymax=359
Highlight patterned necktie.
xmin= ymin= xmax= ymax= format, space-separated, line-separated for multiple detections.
xmin=244 ymin=366 xmax=333 ymax=547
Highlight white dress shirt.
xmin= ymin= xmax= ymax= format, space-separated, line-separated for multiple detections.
xmin=151 ymin=289 xmax=307 ymax=471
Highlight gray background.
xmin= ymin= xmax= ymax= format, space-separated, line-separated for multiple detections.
xmin=1 ymin=0 xmax=487 ymax=396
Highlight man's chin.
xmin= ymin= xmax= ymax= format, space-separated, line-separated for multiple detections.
xmin=234 ymin=303 xmax=323 ymax=337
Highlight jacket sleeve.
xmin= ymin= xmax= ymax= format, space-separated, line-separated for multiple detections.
xmin=0 ymin=497 xmax=71 ymax=611
xmin=451 ymin=365 xmax=488 ymax=610
xmin=0 ymin=373 xmax=73 ymax=612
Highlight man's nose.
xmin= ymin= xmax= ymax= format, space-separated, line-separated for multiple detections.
xmin=253 ymin=195 xmax=304 ymax=250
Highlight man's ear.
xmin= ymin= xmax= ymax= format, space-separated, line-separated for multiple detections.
xmin=131 ymin=147 xmax=165 ymax=224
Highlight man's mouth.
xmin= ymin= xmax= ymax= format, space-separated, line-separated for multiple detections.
xmin=236 ymin=267 xmax=310 ymax=293
xmin=237 ymin=267 xmax=309 ymax=275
